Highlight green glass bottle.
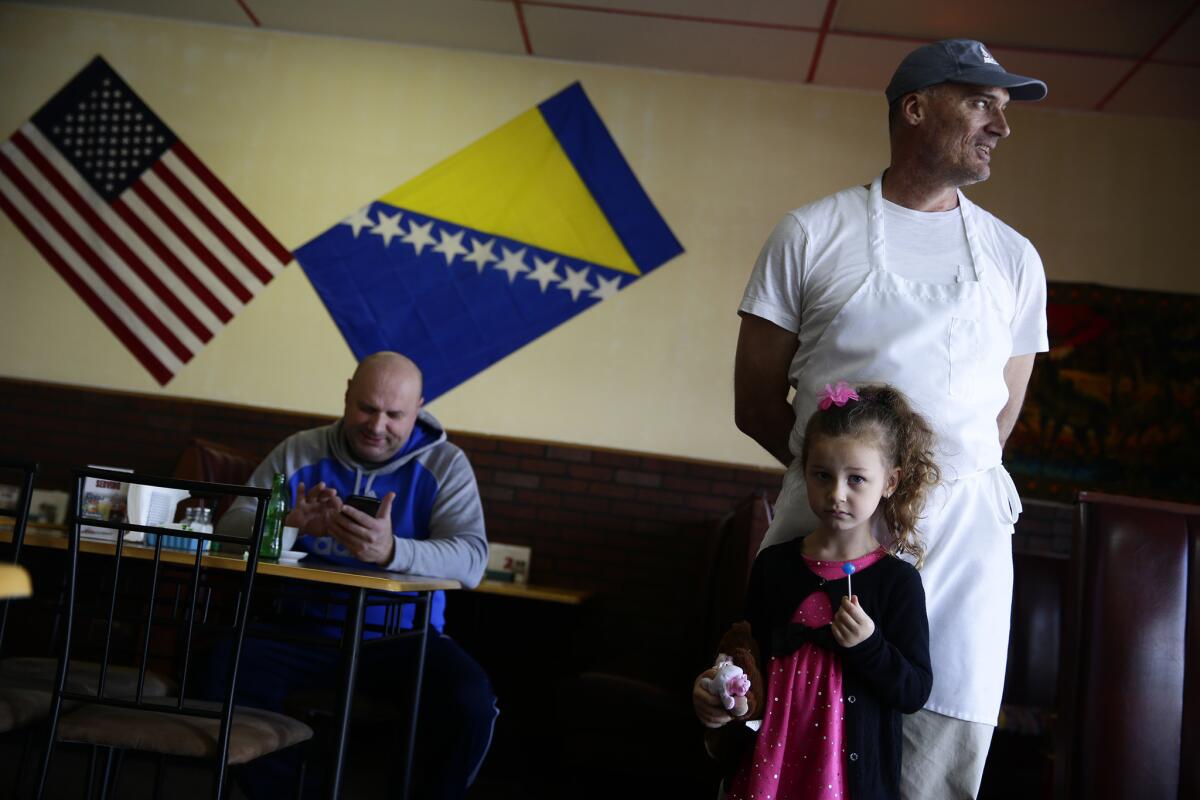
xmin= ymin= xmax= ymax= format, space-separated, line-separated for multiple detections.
xmin=259 ymin=472 xmax=286 ymax=560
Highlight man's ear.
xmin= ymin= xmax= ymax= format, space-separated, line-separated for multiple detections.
xmin=901 ymin=92 xmax=924 ymax=127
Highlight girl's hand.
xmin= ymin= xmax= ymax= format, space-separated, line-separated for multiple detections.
xmin=693 ymin=668 xmax=733 ymax=728
xmin=831 ymin=596 xmax=875 ymax=648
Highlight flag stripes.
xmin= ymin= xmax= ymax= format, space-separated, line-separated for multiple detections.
xmin=0 ymin=119 xmax=290 ymax=379
xmin=0 ymin=57 xmax=290 ymax=385
xmin=0 ymin=168 xmax=179 ymax=384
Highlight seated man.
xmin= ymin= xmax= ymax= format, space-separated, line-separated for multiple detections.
xmin=216 ymin=351 xmax=496 ymax=799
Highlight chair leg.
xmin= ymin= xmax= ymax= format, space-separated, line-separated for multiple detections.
xmin=153 ymin=753 xmax=166 ymax=799
xmin=100 ymin=748 xmax=124 ymax=800
xmin=296 ymin=751 xmax=307 ymax=800
xmin=97 ymin=748 xmax=116 ymax=800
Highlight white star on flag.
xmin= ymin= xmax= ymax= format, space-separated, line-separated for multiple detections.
xmin=463 ymin=237 xmax=498 ymax=273
xmin=493 ymin=246 xmax=530 ymax=283
xmin=590 ymin=273 xmax=622 ymax=300
xmin=432 ymin=228 xmax=468 ymax=266
xmin=370 ymin=210 xmax=404 ymax=247
xmin=402 ymin=219 xmax=436 ymax=255
xmin=526 ymin=255 xmax=561 ymax=292
xmin=341 ymin=206 xmax=374 ymax=238
xmin=557 ymin=264 xmax=593 ymax=301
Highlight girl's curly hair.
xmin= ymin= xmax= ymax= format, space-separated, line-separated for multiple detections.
xmin=800 ymin=384 xmax=941 ymax=567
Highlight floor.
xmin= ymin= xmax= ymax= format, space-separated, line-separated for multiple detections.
xmin=2 ymin=718 xmax=1052 ymax=799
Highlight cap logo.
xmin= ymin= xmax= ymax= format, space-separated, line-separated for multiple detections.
xmin=978 ymin=44 xmax=999 ymax=66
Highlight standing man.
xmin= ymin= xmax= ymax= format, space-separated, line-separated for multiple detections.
xmin=217 ymin=351 xmax=496 ymax=800
xmin=732 ymin=41 xmax=1048 ymax=797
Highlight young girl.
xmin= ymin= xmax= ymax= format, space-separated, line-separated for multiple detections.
xmin=696 ymin=381 xmax=939 ymax=800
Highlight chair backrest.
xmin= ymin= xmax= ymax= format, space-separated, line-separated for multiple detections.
xmin=1002 ymin=549 xmax=1068 ymax=710
xmin=0 ymin=459 xmax=38 ymax=649
xmin=43 ymin=467 xmax=271 ymax=786
xmin=1055 ymin=491 xmax=1200 ymax=800
xmin=699 ymin=491 xmax=773 ymax=662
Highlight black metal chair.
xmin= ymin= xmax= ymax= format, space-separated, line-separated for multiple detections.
xmin=35 ymin=468 xmax=312 ymax=799
xmin=0 ymin=462 xmax=174 ymax=743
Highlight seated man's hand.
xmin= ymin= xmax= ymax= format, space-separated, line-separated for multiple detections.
xmin=285 ymin=481 xmax=342 ymax=537
xmin=327 ymin=491 xmax=396 ymax=566
xmin=693 ymin=668 xmax=733 ymax=729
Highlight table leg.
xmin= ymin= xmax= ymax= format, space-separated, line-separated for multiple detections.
xmin=400 ymin=591 xmax=432 ymax=800
xmin=330 ymin=587 xmax=366 ymax=800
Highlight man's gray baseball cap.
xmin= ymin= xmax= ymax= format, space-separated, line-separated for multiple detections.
xmin=885 ymin=39 xmax=1048 ymax=104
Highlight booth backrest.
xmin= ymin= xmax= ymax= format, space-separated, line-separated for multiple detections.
xmin=171 ymin=438 xmax=260 ymax=520
xmin=1055 ymin=492 xmax=1200 ymax=800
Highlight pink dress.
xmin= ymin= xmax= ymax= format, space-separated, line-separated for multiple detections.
xmin=726 ymin=548 xmax=887 ymax=800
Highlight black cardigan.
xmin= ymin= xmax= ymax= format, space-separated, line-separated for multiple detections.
xmin=740 ymin=540 xmax=933 ymax=800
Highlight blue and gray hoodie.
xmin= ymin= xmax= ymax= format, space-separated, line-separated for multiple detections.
xmin=218 ymin=409 xmax=487 ymax=631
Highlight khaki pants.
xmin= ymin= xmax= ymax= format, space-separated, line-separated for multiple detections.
xmin=901 ymin=708 xmax=994 ymax=800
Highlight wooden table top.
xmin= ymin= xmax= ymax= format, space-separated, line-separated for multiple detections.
xmin=4 ymin=522 xmax=589 ymax=603
xmin=4 ymin=526 xmax=460 ymax=593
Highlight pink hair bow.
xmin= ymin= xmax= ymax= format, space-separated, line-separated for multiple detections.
xmin=817 ymin=381 xmax=860 ymax=410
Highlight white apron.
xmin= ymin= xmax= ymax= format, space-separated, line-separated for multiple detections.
xmin=763 ymin=174 xmax=1021 ymax=724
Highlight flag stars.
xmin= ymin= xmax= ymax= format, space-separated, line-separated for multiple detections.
xmin=340 ymin=206 xmax=375 ymax=238
xmin=526 ymin=256 xmax=561 ymax=292
xmin=558 ymin=265 xmax=593 ymax=301
xmin=401 ymin=219 xmax=436 ymax=256
xmin=369 ymin=210 xmax=404 ymax=247
xmin=590 ymin=273 xmax=622 ymax=301
xmin=432 ymin=228 xmax=468 ymax=266
xmin=463 ymin=238 xmax=498 ymax=273
xmin=493 ymin=246 xmax=530 ymax=283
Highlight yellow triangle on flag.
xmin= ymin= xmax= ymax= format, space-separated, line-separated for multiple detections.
xmin=378 ymin=108 xmax=641 ymax=276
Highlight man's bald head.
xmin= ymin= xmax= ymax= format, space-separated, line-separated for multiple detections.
xmin=342 ymin=352 xmax=425 ymax=463
xmin=351 ymin=351 xmax=424 ymax=398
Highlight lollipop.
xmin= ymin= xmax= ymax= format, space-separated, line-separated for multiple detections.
xmin=842 ymin=562 xmax=856 ymax=598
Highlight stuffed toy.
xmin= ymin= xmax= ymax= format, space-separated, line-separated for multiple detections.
xmin=701 ymin=620 xmax=763 ymax=721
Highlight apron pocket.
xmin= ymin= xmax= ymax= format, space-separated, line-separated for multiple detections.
xmin=948 ymin=316 xmax=981 ymax=399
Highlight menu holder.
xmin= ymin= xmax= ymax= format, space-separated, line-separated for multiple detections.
xmin=485 ymin=542 xmax=532 ymax=584
xmin=79 ymin=466 xmax=135 ymax=541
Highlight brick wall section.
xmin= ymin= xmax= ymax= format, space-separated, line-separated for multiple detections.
xmin=0 ymin=377 xmax=782 ymax=684
xmin=0 ymin=377 xmax=1075 ymax=682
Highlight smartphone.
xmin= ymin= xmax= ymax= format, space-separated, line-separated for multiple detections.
xmin=345 ymin=494 xmax=382 ymax=517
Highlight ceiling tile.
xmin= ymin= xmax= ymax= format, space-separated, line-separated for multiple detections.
xmin=1101 ymin=62 xmax=1200 ymax=119
xmin=544 ymin=0 xmax=828 ymax=28
xmin=250 ymin=0 xmax=527 ymax=53
xmin=987 ymin=48 xmax=1134 ymax=111
xmin=25 ymin=0 xmax=252 ymax=26
xmin=1154 ymin=5 xmax=1200 ymax=63
xmin=524 ymin=4 xmax=818 ymax=83
xmin=811 ymin=34 xmax=919 ymax=97
xmin=832 ymin=0 xmax=1192 ymax=58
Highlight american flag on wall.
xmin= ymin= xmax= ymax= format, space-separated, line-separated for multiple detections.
xmin=0 ymin=56 xmax=291 ymax=384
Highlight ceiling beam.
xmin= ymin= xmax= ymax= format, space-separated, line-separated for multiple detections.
xmin=806 ymin=0 xmax=839 ymax=84
xmin=512 ymin=1 xmax=534 ymax=55
xmin=233 ymin=0 xmax=260 ymax=28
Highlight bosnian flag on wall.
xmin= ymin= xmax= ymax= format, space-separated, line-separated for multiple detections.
xmin=0 ymin=56 xmax=291 ymax=385
xmin=294 ymin=82 xmax=683 ymax=402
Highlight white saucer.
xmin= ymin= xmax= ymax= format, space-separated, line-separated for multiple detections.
xmin=277 ymin=550 xmax=308 ymax=564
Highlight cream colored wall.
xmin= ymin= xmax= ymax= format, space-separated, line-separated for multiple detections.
xmin=1 ymin=3 xmax=1198 ymax=470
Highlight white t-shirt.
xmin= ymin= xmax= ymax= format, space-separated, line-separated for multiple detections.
xmin=739 ymin=185 xmax=1049 ymax=384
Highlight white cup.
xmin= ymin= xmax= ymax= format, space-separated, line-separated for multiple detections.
xmin=281 ymin=526 xmax=299 ymax=553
